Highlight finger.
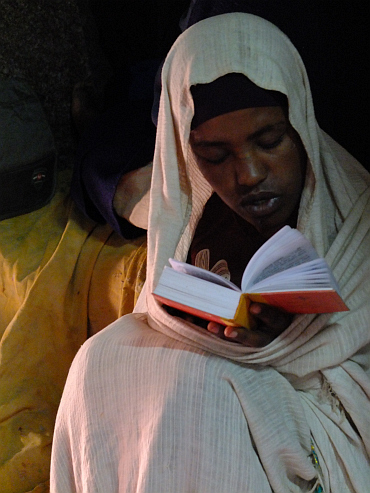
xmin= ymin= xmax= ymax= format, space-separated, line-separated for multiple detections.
xmin=208 ymin=321 xmax=275 ymax=347
xmin=224 ymin=325 xmax=273 ymax=347
xmin=249 ymin=303 xmax=293 ymax=333
xmin=207 ymin=321 xmax=224 ymax=336
xmin=207 ymin=321 xmax=229 ymax=340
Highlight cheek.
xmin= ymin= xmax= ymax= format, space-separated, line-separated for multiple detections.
xmin=197 ymin=163 xmax=233 ymax=194
xmin=276 ymin=141 xmax=306 ymax=194
xmin=289 ymin=153 xmax=306 ymax=194
xmin=285 ymin=133 xmax=307 ymax=185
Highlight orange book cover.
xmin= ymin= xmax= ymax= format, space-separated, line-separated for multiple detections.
xmin=248 ymin=290 xmax=349 ymax=314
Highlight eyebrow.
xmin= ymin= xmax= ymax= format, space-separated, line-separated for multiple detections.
xmin=191 ymin=121 xmax=287 ymax=148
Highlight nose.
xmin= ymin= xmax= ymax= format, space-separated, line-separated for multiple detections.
xmin=234 ymin=151 xmax=267 ymax=188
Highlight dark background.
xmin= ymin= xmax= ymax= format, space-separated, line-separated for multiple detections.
xmin=85 ymin=0 xmax=368 ymax=165
xmin=1 ymin=0 xmax=368 ymax=169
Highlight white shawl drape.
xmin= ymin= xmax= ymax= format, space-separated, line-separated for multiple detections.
xmin=51 ymin=14 xmax=370 ymax=493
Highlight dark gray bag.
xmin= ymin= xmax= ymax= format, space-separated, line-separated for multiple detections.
xmin=0 ymin=78 xmax=57 ymax=220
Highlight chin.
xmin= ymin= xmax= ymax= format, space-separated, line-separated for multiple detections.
xmin=251 ymin=216 xmax=288 ymax=238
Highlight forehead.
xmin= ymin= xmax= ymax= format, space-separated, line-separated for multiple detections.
xmin=190 ymin=106 xmax=288 ymax=143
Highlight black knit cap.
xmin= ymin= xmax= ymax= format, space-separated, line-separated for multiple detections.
xmin=190 ymin=73 xmax=287 ymax=129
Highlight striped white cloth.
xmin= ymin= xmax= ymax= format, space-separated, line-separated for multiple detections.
xmin=51 ymin=13 xmax=370 ymax=492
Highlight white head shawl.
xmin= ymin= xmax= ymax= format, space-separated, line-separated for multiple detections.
xmin=136 ymin=12 xmax=370 ymax=452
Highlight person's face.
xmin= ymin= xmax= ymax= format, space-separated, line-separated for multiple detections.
xmin=189 ymin=106 xmax=307 ymax=238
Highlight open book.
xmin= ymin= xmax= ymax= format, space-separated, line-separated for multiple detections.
xmin=153 ymin=226 xmax=348 ymax=328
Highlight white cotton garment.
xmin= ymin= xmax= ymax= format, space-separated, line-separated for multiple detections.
xmin=51 ymin=13 xmax=370 ymax=493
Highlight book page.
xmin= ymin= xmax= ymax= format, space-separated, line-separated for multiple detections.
xmin=249 ymin=247 xmax=318 ymax=287
xmin=169 ymin=258 xmax=240 ymax=291
xmin=241 ymin=226 xmax=319 ymax=291
xmin=250 ymin=258 xmax=341 ymax=293
xmin=154 ymin=266 xmax=241 ymax=320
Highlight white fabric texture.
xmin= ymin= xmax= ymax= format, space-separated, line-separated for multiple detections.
xmin=51 ymin=13 xmax=370 ymax=493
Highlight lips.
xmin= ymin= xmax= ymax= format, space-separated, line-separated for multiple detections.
xmin=240 ymin=192 xmax=281 ymax=217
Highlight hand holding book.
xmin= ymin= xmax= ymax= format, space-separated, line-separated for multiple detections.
xmin=206 ymin=301 xmax=294 ymax=346
xmin=153 ymin=226 xmax=348 ymax=336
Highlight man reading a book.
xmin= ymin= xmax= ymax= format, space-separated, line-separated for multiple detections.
xmin=51 ymin=13 xmax=370 ymax=493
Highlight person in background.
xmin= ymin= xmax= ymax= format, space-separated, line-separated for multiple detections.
xmin=1 ymin=2 xmax=191 ymax=489
xmin=0 ymin=6 xmax=156 ymax=492
xmin=50 ymin=12 xmax=370 ymax=493
xmin=0 ymin=159 xmax=148 ymax=493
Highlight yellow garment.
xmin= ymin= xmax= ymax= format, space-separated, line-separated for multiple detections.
xmin=0 ymin=172 xmax=147 ymax=492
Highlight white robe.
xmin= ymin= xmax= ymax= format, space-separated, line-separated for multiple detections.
xmin=51 ymin=13 xmax=370 ymax=493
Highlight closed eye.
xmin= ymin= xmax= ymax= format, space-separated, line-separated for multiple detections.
xmin=192 ymin=147 xmax=231 ymax=165
xmin=257 ymin=134 xmax=285 ymax=150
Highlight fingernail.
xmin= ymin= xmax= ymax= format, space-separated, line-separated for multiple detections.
xmin=250 ymin=304 xmax=261 ymax=314
xmin=225 ymin=329 xmax=238 ymax=338
xmin=208 ymin=324 xmax=220 ymax=334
